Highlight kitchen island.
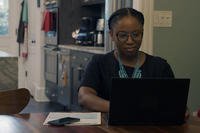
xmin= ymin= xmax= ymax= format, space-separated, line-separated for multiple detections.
xmin=0 ymin=51 xmax=18 ymax=90
xmin=44 ymin=44 xmax=105 ymax=110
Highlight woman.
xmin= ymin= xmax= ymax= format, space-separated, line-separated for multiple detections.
xmin=78 ymin=8 xmax=174 ymax=112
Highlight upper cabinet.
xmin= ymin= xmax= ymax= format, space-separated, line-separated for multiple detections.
xmin=43 ymin=0 xmax=133 ymax=52
xmin=58 ymin=0 xmax=105 ymax=47
xmin=81 ymin=0 xmax=105 ymax=6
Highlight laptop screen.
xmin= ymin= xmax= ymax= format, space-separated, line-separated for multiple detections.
xmin=108 ymin=78 xmax=190 ymax=125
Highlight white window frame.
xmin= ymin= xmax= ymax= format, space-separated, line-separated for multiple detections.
xmin=0 ymin=0 xmax=9 ymax=37
xmin=0 ymin=0 xmax=19 ymax=55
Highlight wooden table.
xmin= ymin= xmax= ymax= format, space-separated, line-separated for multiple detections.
xmin=0 ymin=113 xmax=200 ymax=133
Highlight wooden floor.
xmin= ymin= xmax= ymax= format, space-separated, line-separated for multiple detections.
xmin=21 ymin=97 xmax=67 ymax=114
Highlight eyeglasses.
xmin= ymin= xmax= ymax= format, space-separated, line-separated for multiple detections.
xmin=116 ymin=31 xmax=143 ymax=43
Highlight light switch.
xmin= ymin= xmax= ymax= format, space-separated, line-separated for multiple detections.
xmin=153 ymin=11 xmax=172 ymax=27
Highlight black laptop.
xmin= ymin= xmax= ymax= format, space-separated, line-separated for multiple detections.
xmin=108 ymin=78 xmax=190 ymax=125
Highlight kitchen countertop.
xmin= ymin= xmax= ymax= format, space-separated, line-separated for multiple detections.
xmin=59 ymin=44 xmax=106 ymax=54
xmin=0 ymin=51 xmax=16 ymax=57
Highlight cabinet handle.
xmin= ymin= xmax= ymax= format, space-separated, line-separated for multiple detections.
xmin=84 ymin=57 xmax=88 ymax=61
xmin=77 ymin=66 xmax=84 ymax=81
xmin=77 ymin=66 xmax=83 ymax=70
xmin=72 ymin=56 xmax=76 ymax=59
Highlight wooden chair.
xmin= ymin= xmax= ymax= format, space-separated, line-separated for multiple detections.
xmin=0 ymin=88 xmax=30 ymax=115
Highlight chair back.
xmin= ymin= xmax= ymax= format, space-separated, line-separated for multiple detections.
xmin=0 ymin=88 xmax=30 ymax=115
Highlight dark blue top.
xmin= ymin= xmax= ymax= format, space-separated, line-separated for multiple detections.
xmin=80 ymin=51 xmax=174 ymax=100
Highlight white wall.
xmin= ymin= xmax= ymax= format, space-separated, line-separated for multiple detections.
xmin=18 ymin=0 xmax=48 ymax=101
xmin=154 ymin=0 xmax=200 ymax=112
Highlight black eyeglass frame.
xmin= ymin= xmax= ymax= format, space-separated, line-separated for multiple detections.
xmin=116 ymin=31 xmax=143 ymax=43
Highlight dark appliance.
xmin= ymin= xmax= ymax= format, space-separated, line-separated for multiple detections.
xmin=76 ymin=17 xmax=97 ymax=46
xmin=43 ymin=1 xmax=59 ymax=45
xmin=44 ymin=45 xmax=59 ymax=102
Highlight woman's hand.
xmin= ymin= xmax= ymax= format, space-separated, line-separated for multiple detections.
xmin=78 ymin=86 xmax=110 ymax=112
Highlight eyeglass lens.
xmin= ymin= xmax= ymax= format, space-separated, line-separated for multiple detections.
xmin=117 ymin=31 xmax=142 ymax=42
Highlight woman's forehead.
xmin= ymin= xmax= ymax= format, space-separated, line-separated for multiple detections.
xmin=113 ymin=16 xmax=143 ymax=31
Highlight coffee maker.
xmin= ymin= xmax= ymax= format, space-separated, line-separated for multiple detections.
xmin=76 ymin=17 xmax=97 ymax=46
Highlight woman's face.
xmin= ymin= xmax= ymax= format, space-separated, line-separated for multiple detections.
xmin=110 ymin=16 xmax=143 ymax=58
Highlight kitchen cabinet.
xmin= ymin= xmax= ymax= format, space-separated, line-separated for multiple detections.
xmin=70 ymin=50 xmax=94 ymax=111
xmin=59 ymin=0 xmax=105 ymax=45
xmin=44 ymin=46 xmax=59 ymax=102
xmin=45 ymin=81 xmax=58 ymax=102
xmin=57 ymin=49 xmax=94 ymax=111
xmin=44 ymin=46 xmax=94 ymax=111
xmin=81 ymin=0 xmax=105 ymax=6
xmin=57 ymin=49 xmax=71 ymax=108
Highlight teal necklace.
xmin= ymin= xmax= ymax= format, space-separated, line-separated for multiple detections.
xmin=117 ymin=52 xmax=142 ymax=78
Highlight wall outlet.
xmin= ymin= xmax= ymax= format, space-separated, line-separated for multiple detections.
xmin=153 ymin=10 xmax=173 ymax=27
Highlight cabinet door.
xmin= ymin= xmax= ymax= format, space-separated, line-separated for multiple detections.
xmin=57 ymin=51 xmax=71 ymax=107
xmin=44 ymin=48 xmax=59 ymax=102
xmin=44 ymin=50 xmax=58 ymax=83
xmin=45 ymin=81 xmax=58 ymax=102
xmin=70 ymin=51 xmax=93 ymax=111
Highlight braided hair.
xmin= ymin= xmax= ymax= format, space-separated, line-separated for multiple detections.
xmin=108 ymin=8 xmax=144 ymax=30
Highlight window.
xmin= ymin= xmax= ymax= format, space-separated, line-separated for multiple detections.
xmin=0 ymin=0 xmax=8 ymax=36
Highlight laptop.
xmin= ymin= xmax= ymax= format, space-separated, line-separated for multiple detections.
xmin=108 ymin=78 xmax=190 ymax=125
